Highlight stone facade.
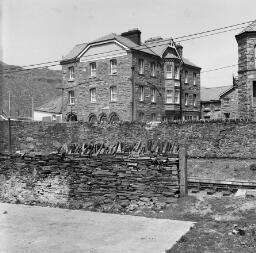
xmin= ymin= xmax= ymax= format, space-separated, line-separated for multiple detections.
xmin=60 ymin=29 xmax=201 ymax=122
xmin=235 ymin=21 xmax=256 ymax=119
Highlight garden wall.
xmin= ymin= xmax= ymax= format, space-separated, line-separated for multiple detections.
xmin=0 ymin=154 xmax=179 ymax=212
xmin=1 ymin=120 xmax=256 ymax=158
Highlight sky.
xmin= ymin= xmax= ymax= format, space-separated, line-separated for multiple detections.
xmin=1 ymin=0 xmax=256 ymax=87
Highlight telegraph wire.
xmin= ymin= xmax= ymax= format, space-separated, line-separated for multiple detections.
xmin=0 ymin=19 xmax=254 ymax=75
xmin=201 ymin=64 xmax=238 ymax=73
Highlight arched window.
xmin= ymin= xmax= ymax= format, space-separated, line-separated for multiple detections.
xmin=109 ymin=112 xmax=120 ymax=123
xmin=99 ymin=113 xmax=108 ymax=123
xmin=66 ymin=112 xmax=77 ymax=122
xmin=88 ymin=114 xmax=97 ymax=123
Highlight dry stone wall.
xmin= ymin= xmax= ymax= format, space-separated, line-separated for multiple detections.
xmin=0 ymin=153 xmax=179 ymax=212
xmin=1 ymin=120 xmax=256 ymax=158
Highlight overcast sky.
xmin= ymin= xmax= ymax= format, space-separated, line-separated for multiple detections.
xmin=1 ymin=0 xmax=256 ymax=87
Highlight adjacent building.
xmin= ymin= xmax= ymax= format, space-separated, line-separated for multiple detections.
xmin=235 ymin=20 xmax=256 ymax=119
xmin=60 ymin=29 xmax=201 ymax=122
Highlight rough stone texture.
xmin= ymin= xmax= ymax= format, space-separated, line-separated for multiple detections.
xmin=220 ymin=87 xmax=239 ymax=119
xmin=1 ymin=120 xmax=256 ymax=158
xmin=236 ymin=32 xmax=256 ymax=119
xmin=0 ymin=154 xmax=179 ymax=212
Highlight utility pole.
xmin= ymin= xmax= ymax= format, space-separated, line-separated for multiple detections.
xmin=8 ymin=91 xmax=12 ymax=154
xmin=31 ymin=96 xmax=34 ymax=121
xmin=8 ymin=91 xmax=11 ymax=117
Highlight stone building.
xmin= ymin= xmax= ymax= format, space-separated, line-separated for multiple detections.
xmin=60 ymin=29 xmax=201 ymax=122
xmin=235 ymin=20 xmax=256 ymax=119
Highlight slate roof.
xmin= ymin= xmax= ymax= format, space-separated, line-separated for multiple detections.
xmin=61 ymin=31 xmax=200 ymax=69
xmin=35 ymin=96 xmax=62 ymax=114
xmin=201 ymin=85 xmax=232 ymax=102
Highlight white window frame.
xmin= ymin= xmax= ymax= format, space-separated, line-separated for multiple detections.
xmin=138 ymin=59 xmax=144 ymax=74
xmin=193 ymin=94 xmax=197 ymax=107
xmin=151 ymin=62 xmax=156 ymax=77
xmin=166 ymin=90 xmax=173 ymax=104
xmin=90 ymin=62 xmax=96 ymax=77
xmin=110 ymin=59 xmax=117 ymax=75
xmin=193 ymin=73 xmax=197 ymax=85
xmin=151 ymin=113 xmax=156 ymax=121
xmin=69 ymin=90 xmax=75 ymax=105
xmin=166 ymin=62 xmax=173 ymax=79
xmin=110 ymin=86 xmax=117 ymax=101
xmin=90 ymin=88 xmax=96 ymax=102
xmin=174 ymin=66 xmax=180 ymax=79
xmin=185 ymin=93 xmax=188 ymax=106
xmin=174 ymin=90 xmax=180 ymax=104
xmin=138 ymin=86 xmax=144 ymax=101
xmin=68 ymin=66 xmax=75 ymax=80
xmin=151 ymin=88 xmax=156 ymax=103
xmin=185 ymin=71 xmax=188 ymax=84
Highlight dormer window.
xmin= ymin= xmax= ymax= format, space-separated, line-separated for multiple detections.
xmin=166 ymin=62 xmax=172 ymax=79
xmin=138 ymin=59 xmax=144 ymax=74
xmin=110 ymin=59 xmax=117 ymax=75
xmin=68 ymin=66 xmax=75 ymax=80
xmin=90 ymin=62 xmax=96 ymax=77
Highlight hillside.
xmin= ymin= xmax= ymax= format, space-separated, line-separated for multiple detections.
xmin=0 ymin=61 xmax=62 ymax=118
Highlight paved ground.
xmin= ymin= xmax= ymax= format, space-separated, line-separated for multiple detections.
xmin=0 ymin=203 xmax=194 ymax=253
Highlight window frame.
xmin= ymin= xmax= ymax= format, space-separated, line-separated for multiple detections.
xmin=193 ymin=73 xmax=197 ymax=86
xmin=185 ymin=93 xmax=188 ymax=106
xmin=110 ymin=86 xmax=117 ymax=102
xmin=138 ymin=59 xmax=144 ymax=75
xmin=185 ymin=71 xmax=188 ymax=84
xmin=193 ymin=94 xmax=197 ymax=107
xmin=138 ymin=86 xmax=145 ymax=102
xmin=166 ymin=89 xmax=173 ymax=104
xmin=174 ymin=66 xmax=180 ymax=80
xmin=90 ymin=88 xmax=96 ymax=103
xmin=110 ymin=59 xmax=117 ymax=75
xmin=150 ymin=88 xmax=156 ymax=103
xmin=68 ymin=90 xmax=75 ymax=105
xmin=68 ymin=66 xmax=75 ymax=80
xmin=90 ymin=62 xmax=96 ymax=77
xmin=174 ymin=90 xmax=180 ymax=104
xmin=165 ymin=62 xmax=173 ymax=79
xmin=150 ymin=62 xmax=156 ymax=77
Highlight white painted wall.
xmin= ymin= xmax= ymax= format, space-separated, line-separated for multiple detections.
xmin=34 ymin=111 xmax=62 ymax=122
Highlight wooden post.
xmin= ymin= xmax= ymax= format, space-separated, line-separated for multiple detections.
xmin=8 ymin=118 xmax=12 ymax=154
xmin=179 ymin=142 xmax=188 ymax=196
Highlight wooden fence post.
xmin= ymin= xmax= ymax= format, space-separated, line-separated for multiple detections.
xmin=179 ymin=142 xmax=188 ymax=196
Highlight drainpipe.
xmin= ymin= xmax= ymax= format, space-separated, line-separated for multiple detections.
xmin=131 ymin=66 xmax=136 ymax=121
xmin=179 ymin=64 xmax=183 ymax=121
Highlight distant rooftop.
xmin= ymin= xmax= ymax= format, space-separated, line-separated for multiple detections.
xmin=201 ymin=85 xmax=232 ymax=102
xmin=35 ymin=96 xmax=62 ymax=114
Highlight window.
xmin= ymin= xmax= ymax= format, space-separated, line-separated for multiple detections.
xmin=166 ymin=62 xmax=172 ymax=79
xmin=138 ymin=59 xmax=144 ymax=74
xmin=193 ymin=73 xmax=197 ymax=85
xmin=110 ymin=86 xmax=117 ymax=101
xmin=90 ymin=88 xmax=96 ymax=102
xmin=193 ymin=94 xmax=197 ymax=107
xmin=90 ymin=62 xmax=96 ymax=77
xmin=223 ymin=97 xmax=230 ymax=105
xmin=68 ymin=66 xmax=75 ymax=80
xmin=151 ymin=62 xmax=156 ymax=77
xmin=68 ymin=90 xmax=75 ymax=105
xmin=166 ymin=90 xmax=173 ymax=104
xmin=174 ymin=66 xmax=180 ymax=79
xmin=185 ymin=71 xmax=188 ymax=84
xmin=253 ymin=81 xmax=256 ymax=104
xmin=150 ymin=88 xmax=156 ymax=103
xmin=185 ymin=93 xmax=188 ymax=106
xmin=138 ymin=86 xmax=144 ymax=101
xmin=138 ymin=112 xmax=145 ymax=121
xmin=110 ymin=59 xmax=117 ymax=75
xmin=151 ymin=113 xmax=156 ymax=121
xmin=174 ymin=90 xmax=180 ymax=104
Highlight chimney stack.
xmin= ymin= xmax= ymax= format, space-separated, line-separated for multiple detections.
xmin=121 ymin=28 xmax=141 ymax=45
xmin=176 ymin=43 xmax=183 ymax=58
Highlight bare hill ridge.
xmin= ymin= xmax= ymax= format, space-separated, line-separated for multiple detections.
xmin=0 ymin=61 xmax=62 ymax=118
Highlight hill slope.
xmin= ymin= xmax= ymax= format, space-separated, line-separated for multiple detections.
xmin=0 ymin=61 xmax=62 ymax=118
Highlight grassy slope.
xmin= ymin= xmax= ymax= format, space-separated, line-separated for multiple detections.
xmin=0 ymin=61 xmax=62 ymax=118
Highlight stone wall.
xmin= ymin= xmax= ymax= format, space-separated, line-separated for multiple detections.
xmin=1 ymin=120 xmax=256 ymax=158
xmin=0 ymin=154 xmax=179 ymax=212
